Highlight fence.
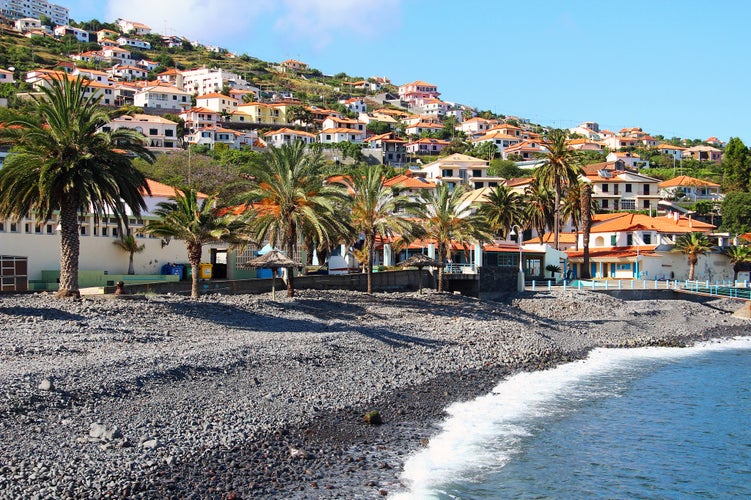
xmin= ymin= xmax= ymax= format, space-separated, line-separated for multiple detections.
xmin=525 ymin=278 xmax=751 ymax=300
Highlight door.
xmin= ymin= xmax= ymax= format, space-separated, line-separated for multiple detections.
xmin=211 ymin=249 xmax=228 ymax=279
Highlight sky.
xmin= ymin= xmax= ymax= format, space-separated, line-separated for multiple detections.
xmin=63 ymin=0 xmax=751 ymax=144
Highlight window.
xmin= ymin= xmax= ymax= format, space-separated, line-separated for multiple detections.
xmin=643 ymin=233 xmax=652 ymax=244
xmin=601 ymin=200 xmax=609 ymax=209
xmin=165 ymin=130 xmax=174 ymax=137
xmin=620 ymin=200 xmax=635 ymax=210
xmin=472 ymin=169 xmax=483 ymax=177
xmin=610 ymin=235 xmax=617 ymax=246
xmin=442 ymin=169 xmax=453 ymax=177
xmin=80 ymin=225 xmax=87 ymax=235
xmin=643 ymin=185 xmax=650 ymax=195
xmin=626 ymin=234 xmax=633 ymax=245
xmin=46 ymin=224 xmax=54 ymax=234
xmin=643 ymin=200 xmax=650 ymax=209
xmin=602 ymin=184 xmax=609 ymax=192
xmin=149 ymin=128 xmax=158 ymax=135
xmin=625 ymin=184 xmax=632 ymax=192
xmin=10 ymin=223 xmax=17 ymax=232
xmin=24 ymin=223 xmax=31 ymax=233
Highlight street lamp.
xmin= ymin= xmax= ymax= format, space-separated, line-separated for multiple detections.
xmin=510 ymin=224 xmax=524 ymax=292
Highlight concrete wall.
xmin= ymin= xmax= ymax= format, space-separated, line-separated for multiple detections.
xmin=478 ymin=265 xmax=520 ymax=299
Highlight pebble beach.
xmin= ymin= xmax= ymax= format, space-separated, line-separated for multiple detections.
xmin=0 ymin=289 xmax=746 ymax=498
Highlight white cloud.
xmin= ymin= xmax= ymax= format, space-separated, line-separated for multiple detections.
xmin=106 ymin=0 xmax=275 ymax=45
xmin=105 ymin=0 xmax=401 ymax=52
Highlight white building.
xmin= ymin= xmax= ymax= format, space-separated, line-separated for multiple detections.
xmin=134 ymin=84 xmax=191 ymax=111
xmin=196 ymin=92 xmax=238 ymax=114
xmin=54 ymin=25 xmax=91 ymax=43
xmin=417 ymin=153 xmax=504 ymax=190
xmin=0 ymin=68 xmax=15 ymax=84
xmin=264 ymin=128 xmax=316 ymax=148
xmin=102 ymin=114 xmax=180 ymax=152
xmin=180 ymin=67 xmax=253 ymax=95
xmin=117 ymin=37 xmax=151 ymax=50
xmin=1 ymin=0 xmax=68 ymax=26
xmin=115 ymin=19 xmax=151 ymax=35
xmin=14 ymin=17 xmax=42 ymax=32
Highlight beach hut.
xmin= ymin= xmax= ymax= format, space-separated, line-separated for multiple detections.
xmin=243 ymin=249 xmax=302 ymax=299
xmin=399 ymin=253 xmax=442 ymax=293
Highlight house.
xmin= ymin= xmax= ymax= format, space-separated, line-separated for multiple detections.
xmin=705 ymin=136 xmax=725 ymax=147
xmin=363 ymin=132 xmax=407 ymax=166
xmin=502 ymin=140 xmax=548 ymax=161
xmin=263 ymin=128 xmax=316 ymax=148
xmin=14 ymin=17 xmax=42 ymax=32
xmin=567 ymin=138 xmax=604 ymax=151
xmin=136 ymin=59 xmax=160 ymax=71
xmin=187 ymin=125 xmax=257 ymax=150
xmin=230 ymin=102 xmax=291 ymax=126
xmin=405 ymin=121 xmax=444 ymax=137
xmin=108 ymin=65 xmax=148 ymax=82
xmin=470 ymin=131 xmax=521 ymax=157
xmin=606 ymin=151 xmax=648 ymax=169
xmin=280 ymin=59 xmax=308 ymax=72
xmin=658 ymin=175 xmax=722 ymax=202
xmin=179 ymin=107 xmax=221 ymax=132
xmin=102 ymin=114 xmax=180 ymax=152
xmin=319 ymin=127 xmax=366 ymax=144
xmin=416 ymin=153 xmax=504 ymax=190
xmin=116 ymin=19 xmax=151 ymax=35
xmin=417 ymin=98 xmax=449 ymax=117
xmin=565 ymin=212 xmax=723 ymax=281
xmin=70 ymin=50 xmax=106 ymax=65
xmin=180 ymin=67 xmax=253 ymax=95
xmin=321 ymin=116 xmax=366 ymax=132
xmin=72 ymin=68 xmax=112 ymax=85
xmin=569 ymin=121 xmax=601 ymax=140
xmin=406 ymin=137 xmax=450 ymax=155
xmin=683 ymin=145 xmax=723 ymax=162
xmin=0 ymin=68 xmax=15 ymax=84
xmin=384 ymin=170 xmax=436 ymax=202
xmin=602 ymin=135 xmax=640 ymax=150
xmin=358 ymin=111 xmax=399 ymax=130
xmin=585 ymin=168 xmax=661 ymax=212
xmin=656 ymin=143 xmax=687 ymax=162
xmin=54 ymin=25 xmax=92 ymax=43
xmin=28 ymin=73 xmax=115 ymax=105
xmin=196 ymin=92 xmax=238 ymax=115
xmin=339 ymin=97 xmax=367 ymax=114
xmin=117 ymin=37 xmax=151 ymax=50
xmin=96 ymin=29 xmax=118 ymax=42
xmin=487 ymin=123 xmax=527 ymax=139
xmin=162 ymin=35 xmax=184 ymax=48
xmin=101 ymin=46 xmax=135 ymax=65
xmin=398 ymin=80 xmax=440 ymax=102
xmin=457 ymin=117 xmax=491 ymax=138
xmin=133 ymin=84 xmax=191 ymax=111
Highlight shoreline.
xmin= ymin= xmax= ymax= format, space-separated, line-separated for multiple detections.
xmin=0 ymin=289 xmax=747 ymax=498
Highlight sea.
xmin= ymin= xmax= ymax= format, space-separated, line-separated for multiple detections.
xmin=394 ymin=337 xmax=751 ymax=499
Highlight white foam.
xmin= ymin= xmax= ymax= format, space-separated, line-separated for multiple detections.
xmin=394 ymin=336 xmax=751 ymax=499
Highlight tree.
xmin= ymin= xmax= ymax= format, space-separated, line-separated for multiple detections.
xmin=142 ymin=189 xmax=249 ymax=298
xmin=534 ymin=129 xmax=583 ymax=250
xmin=366 ymin=121 xmax=391 ymax=135
xmin=720 ymin=191 xmax=751 ymax=235
xmin=524 ymin=179 xmax=554 ymax=242
xmin=488 ymin=159 xmax=525 ymax=179
xmin=113 ymin=234 xmax=145 ymax=275
xmin=0 ymin=75 xmax=154 ymax=297
xmin=413 ymin=184 xmax=492 ymax=292
xmin=723 ymin=245 xmax=751 ymax=282
xmin=722 ymin=137 xmax=750 ymax=192
xmin=476 ymin=184 xmax=523 ymax=238
xmin=674 ymin=232 xmax=712 ymax=281
xmin=285 ymin=104 xmax=314 ymax=129
xmin=341 ymin=166 xmax=419 ymax=293
xmin=239 ymin=140 xmax=344 ymax=297
xmin=580 ymin=182 xmax=593 ymax=279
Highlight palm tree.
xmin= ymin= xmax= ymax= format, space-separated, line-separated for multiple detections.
xmin=675 ymin=232 xmax=713 ymax=281
xmin=0 ymin=75 xmax=154 ymax=298
xmin=524 ymin=179 xmax=555 ymax=242
xmin=534 ymin=129 xmax=582 ymax=250
xmin=580 ymin=182 xmax=594 ymax=279
xmin=476 ymin=184 xmax=523 ymax=239
xmin=413 ymin=183 xmax=492 ymax=292
xmin=239 ymin=140 xmax=344 ymax=297
xmin=341 ymin=165 xmax=420 ymax=293
xmin=142 ymin=189 xmax=249 ymax=298
xmin=723 ymin=245 xmax=751 ymax=282
xmin=113 ymin=234 xmax=145 ymax=275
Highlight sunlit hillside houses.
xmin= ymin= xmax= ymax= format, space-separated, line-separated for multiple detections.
xmin=133 ymin=84 xmax=191 ymax=112
xmin=415 ymin=153 xmax=504 ymax=190
xmin=683 ymin=145 xmax=723 ymax=162
xmin=582 ymin=163 xmax=661 ymax=213
xmin=115 ymin=18 xmax=151 ymax=36
xmin=398 ymin=80 xmax=440 ymax=104
xmin=102 ymin=114 xmax=181 ymax=152
xmin=658 ymin=176 xmax=722 ymax=202
xmin=0 ymin=0 xmax=69 ymax=26
xmin=263 ymin=128 xmax=315 ymax=148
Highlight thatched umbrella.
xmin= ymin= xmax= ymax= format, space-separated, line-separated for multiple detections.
xmin=399 ymin=253 xmax=442 ymax=293
xmin=244 ymin=250 xmax=302 ymax=299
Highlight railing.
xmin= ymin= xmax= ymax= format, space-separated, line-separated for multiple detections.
xmin=524 ymin=278 xmax=751 ymax=299
xmin=444 ymin=263 xmax=476 ymax=274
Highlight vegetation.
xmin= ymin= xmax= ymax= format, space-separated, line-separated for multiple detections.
xmin=0 ymin=75 xmax=154 ymax=297
xmin=341 ymin=165 xmax=419 ymax=293
xmin=722 ymin=245 xmax=751 ymax=282
xmin=237 ymin=141 xmax=345 ymax=297
xmin=674 ymin=232 xmax=712 ymax=281
xmin=720 ymin=192 xmax=751 ymax=235
xmin=534 ymin=129 xmax=583 ymax=250
xmin=142 ymin=189 xmax=249 ymax=298
xmin=476 ymin=184 xmax=523 ymax=238
xmin=113 ymin=234 xmax=145 ymax=275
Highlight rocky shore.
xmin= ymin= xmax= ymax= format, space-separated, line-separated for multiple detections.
xmin=0 ymin=289 xmax=747 ymax=498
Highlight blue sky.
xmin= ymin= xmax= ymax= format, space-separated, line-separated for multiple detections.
xmin=64 ymin=0 xmax=751 ymax=144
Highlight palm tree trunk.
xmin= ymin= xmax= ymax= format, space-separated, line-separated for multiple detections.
xmin=286 ymin=240 xmax=296 ymax=297
xmin=581 ymin=183 xmax=592 ymax=279
xmin=128 ymin=252 xmax=135 ymax=275
xmin=437 ymin=246 xmax=446 ymax=293
xmin=188 ymin=242 xmax=202 ymax=299
xmin=57 ymin=197 xmax=80 ymax=298
xmin=366 ymin=236 xmax=375 ymax=294
xmin=554 ymin=177 xmax=561 ymax=250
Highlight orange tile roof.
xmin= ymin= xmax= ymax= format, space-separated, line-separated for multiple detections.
xmin=384 ymin=174 xmax=436 ymax=189
xmin=143 ymin=179 xmax=208 ymax=199
xmin=408 ymin=138 xmax=450 ymax=145
xmin=264 ymin=127 xmax=316 ymax=138
xmin=658 ymin=175 xmax=720 ymax=188
xmin=197 ymin=92 xmax=235 ymax=99
xmin=526 ymin=232 xmax=578 ymax=245
xmin=591 ymin=213 xmax=714 ymax=234
xmin=567 ymin=245 xmax=658 ymax=260
xmin=320 ymin=127 xmax=366 ymax=135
